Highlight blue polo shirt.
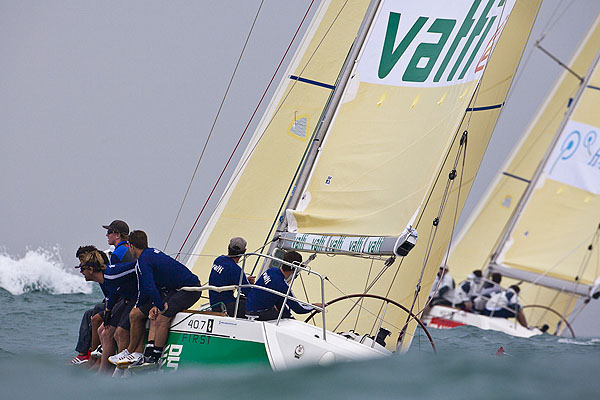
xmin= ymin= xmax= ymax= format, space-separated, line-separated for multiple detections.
xmin=103 ymin=261 xmax=138 ymax=310
xmin=110 ymin=241 xmax=135 ymax=264
xmin=246 ymin=267 xmax=313 ymax=317
xmin=208 ymin=255 xmax=251 ymax=306
xmin=135 ymin=248 xmax=200 ymax=311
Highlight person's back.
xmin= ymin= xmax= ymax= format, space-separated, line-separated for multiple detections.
xmin=430 ymin=266 xmax=455 ymax=306
xmin=484 ymin=285 xmax=522 ymax=318
xmin=473 ymin=273 xmax=502 ymax=312
xmin=208 ymin=237 xmax=253 ymax=317
xmin=137 ymin=249 xmax=199 ymax=298
xmin=452 ymin=270 xmax=482 ymax=311
xmin=246 ymin=251 xmax=316 ymax=320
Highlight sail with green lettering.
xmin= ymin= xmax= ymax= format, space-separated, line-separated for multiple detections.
xmin=186 ymin=0 xmax=541 ymax=351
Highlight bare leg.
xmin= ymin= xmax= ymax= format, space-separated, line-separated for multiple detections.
xmin=128 ymin=307 xmax=147 ymax=354
xmin=517 ymin=310 xmax=528 ymax=328
xmin=114 ymin=327 xmax=129 ymax=352
xmin=91 ymin=313 xmax=103 ymax=352
xmin=99 ymin=324 xmax=116 ymax=374
xmin=154 ymin=315 xmax=172 ymax=348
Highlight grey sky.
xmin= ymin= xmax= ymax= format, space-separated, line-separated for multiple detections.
xmin=1 ymin=0 xmax=599 ymax=269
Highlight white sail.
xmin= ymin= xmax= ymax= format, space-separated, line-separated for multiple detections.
xmin=187 ymin=0 xmax=372 ymax=275
xmin=185 ymin=0 xmax=541 ymax=351
xmin=449 ymin=15 xmax=600 ymax=334
xmin=283 ymin=0 xmax=541 ymax=349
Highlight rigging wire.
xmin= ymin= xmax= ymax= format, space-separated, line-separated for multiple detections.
xmin=165 ymin=0 xmax=266 ymax=253
xmin=231 ymin=0 xmax=353 ymax=263
xmin=174 ymin=1 xmax=317 ymax=259
xmin=178 ymin=0 xmax=355 ymax=271
xmin=505 ymin=0 xmax=577 ymax=105
xmin=538 ymin=0 xmax=577 ymax=40
xmin=398 ymin=0 xmax=510 ymax=336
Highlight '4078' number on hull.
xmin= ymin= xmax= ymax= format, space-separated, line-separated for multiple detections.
xmin=187 ymin=318 xmax=214 ymax=333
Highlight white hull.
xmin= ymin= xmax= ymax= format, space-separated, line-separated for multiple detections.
xmin=163 ymin=311 xmax=391 ymax=371
xmin=263 ymin=318 xmax=391 ymax=370
xmin=423 ymin=305 xmax=542 ymax=338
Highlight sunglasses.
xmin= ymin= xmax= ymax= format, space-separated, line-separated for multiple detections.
xmin=107 ymin=229 xmax=118 ymax=234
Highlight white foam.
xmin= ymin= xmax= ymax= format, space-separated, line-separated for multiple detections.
xmin=0 ymin=247 xmax=93 ymax=295
xmin=557 ymin=338 xmax=600 ymax=346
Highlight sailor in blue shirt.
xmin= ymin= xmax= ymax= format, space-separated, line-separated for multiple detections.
xmin=103 ymin=219 xmax=135 ymax=264
xmin=109 ymin=230 xmax=202 ymax=368
xmin=75 ymin=245 xmax=138 ymax=373
xmin=209 ymin=237 xmax=255 ymax=317
xmin=246 ymin=251 xmax=322 ymax=321
xmin=70 ymin=219 xmax=134 ymax=366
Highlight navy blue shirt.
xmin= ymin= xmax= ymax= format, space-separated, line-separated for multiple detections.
xmin=103 ymin=262 xmax=138 ymax=310
xmin=136 ymin=248 xmax=200 ymax=311
xmin=208 ymin=255 xmax=250 ymax=306
xmin=110 ymin=241 xmax=135 ymax=264
xmin=246 ymin=267 xmax=313 ymax=316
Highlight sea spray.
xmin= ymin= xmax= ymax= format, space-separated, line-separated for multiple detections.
xmin=0 ymin=247 xmax=92 ymax=295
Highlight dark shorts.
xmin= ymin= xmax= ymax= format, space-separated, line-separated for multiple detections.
xmin=107 ymin=298 xmax=135 ymax=330
xmin=162 ymin=287 xmax=202 ymax=318
xmin=430 ymin=298 xmax=453 ymax=307
xmin=483 ymin=307 xmax=517 ymax=318
xmin=246 ymin=306 xmax=292 ymax=321
xmin=138 ymin=286 xmax=202 ymax=319
xmin=91 ymin=302 xmax=105 ymax=318
xmin=211 ymin=297 xmax=247 ymax=318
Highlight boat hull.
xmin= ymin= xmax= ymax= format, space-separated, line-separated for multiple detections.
xmin=423 ymin=305 xmax=542 ymax=338
xmin=160 ymin=311 xmax=390 ymax=371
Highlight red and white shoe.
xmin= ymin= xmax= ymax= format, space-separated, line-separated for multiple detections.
xmin=69 ymin=354 xmax=90 ymax=365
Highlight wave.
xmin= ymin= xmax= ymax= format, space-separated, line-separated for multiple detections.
xmin=0 ymin=247 xmax=92 ymax=295
xmin=557 ymin=338 xmax=600 ymax=346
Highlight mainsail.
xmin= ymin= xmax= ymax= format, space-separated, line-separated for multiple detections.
xmin=187 ymin=0 xmax=541 ymax=350
xmin=449 ymin=15 xmax=600 ymax=334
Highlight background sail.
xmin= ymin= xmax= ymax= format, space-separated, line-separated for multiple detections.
xmin=287 ymin=0 xmax=540 ymax=349
xmin=187 ymin=0 xmax=371 ymax=280
xmin=449 ymin=15 xmax=600 ymax=332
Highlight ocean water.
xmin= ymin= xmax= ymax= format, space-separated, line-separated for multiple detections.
xmin=1 ymin=249 xmax=599 ymax=399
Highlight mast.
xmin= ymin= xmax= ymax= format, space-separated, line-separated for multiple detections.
xmin=489 ymin=46 xmax=600 ymax=268
xmin=272 ymin=0 xmax=382 ymax=237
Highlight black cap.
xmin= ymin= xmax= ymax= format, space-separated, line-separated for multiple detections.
xmin=102 ymin=220 xmax=129 ymax=234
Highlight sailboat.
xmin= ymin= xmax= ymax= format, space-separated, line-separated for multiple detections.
xmin=158 ymin=0 xmax=542 ymax=371
xmin=425 ymin=14 xmax=600 ymax=338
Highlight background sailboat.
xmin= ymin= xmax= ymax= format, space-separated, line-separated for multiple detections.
xmin=165 ymin=0 xmax=542 ymax=370
xmin=447 ymin=14 xmax=600 ymax=337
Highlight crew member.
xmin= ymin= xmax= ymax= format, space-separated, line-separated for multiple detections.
xmin=245 ymin=251 xmax=321 ymax=320
xmin=208 ymin=237 xmax=255 ymax=317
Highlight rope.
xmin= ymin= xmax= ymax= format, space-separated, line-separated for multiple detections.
xmin=174 ymin=1 xmax=317 ymax=259
xmin=165 ymin=0 xmax=266 ymax=252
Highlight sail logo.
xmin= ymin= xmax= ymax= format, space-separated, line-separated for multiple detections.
xmin=546 ymin=120 xmax=600 ymax=194
xmin=358 ymin=0 xmax=515 ymax=87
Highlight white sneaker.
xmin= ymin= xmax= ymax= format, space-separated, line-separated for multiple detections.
xmin=108 ymin=349 xmax=130 ymax=365
xmin=116 ymin=352 xmax=143 ymax=367
xmin=91 ymin=345 xmax=102 ymax=359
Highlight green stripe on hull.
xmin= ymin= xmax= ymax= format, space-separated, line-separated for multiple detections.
xmin=160 ymin=332 xmax=270 ymax=370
